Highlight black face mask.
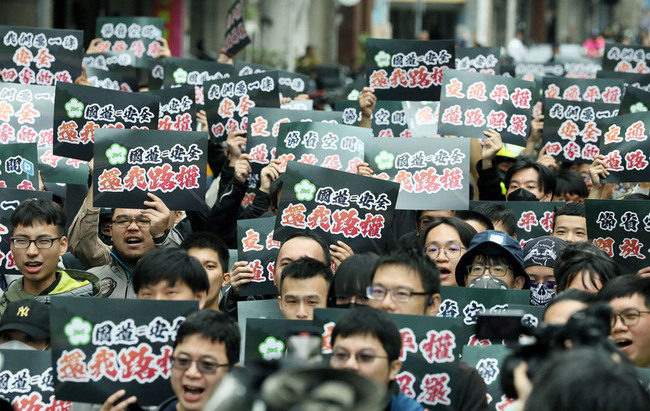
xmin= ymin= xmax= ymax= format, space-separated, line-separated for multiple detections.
xmin=507 ymin=188 xmax=539 ymax=202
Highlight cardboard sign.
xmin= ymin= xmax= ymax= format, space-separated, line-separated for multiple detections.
xmin=223 ymin=0 xmax=251 ymax=57
xmin=619 ymin=86 xmax=650 ymax=114
xmin=145 ymin=85 xmax=197 ymax=131
xmin=85 ymin=66 xmax=137 ymax=93
xmin=53 ymin=82 xmax=160 ymax=161
xmin=455 ymin=47 xmax=500 ymax=74
xmin=82 ymin=51 xmax=137 ymax=71
xmin=366 ymin=38 xmax=455 ymax=101
xmin=275 ymin=122 xmax=369 ymax=174
xmin=438 ymin=69 xmax=534 ymax=145
xmin=95 ymin=17 xmax=164 ymax=68
xmin=0 ymin=82 xmax=54 ymax=146
xmin=602 ymin=43 xmax=650 ymax=73
xmin=596 ymin=70 xmax=650 ymax=92
xmin=462 ymin=345 xmax=514 ymax=410
xmin=0 ymin=350 xmax=71 ymax=409
xmin=542 ymin=76 xmax=624 ymax=105
xmin=597 ymin=112 xmax=650 ymax=183
xmin=161 ymin=57 xmax=234 ymax=106
xmin=542 ymin=98 xmax=618 ymax=163
xmin=237 ymin=217 xmax=281 ymax=297
xmin=0 ymin=26 xmax=83 ymax=85
xmin=470 ymin=201 xmax=562 ymax=247
xmin=204 ymin=71 xmax=280 ymax=144
xmin=93 ymin=128 xmax=207 ymax=210
xmin=335 ymin=100 xmax=413 ymax=138
xmin=51 ymin=298 xmax=197 ymax=405
xmin=0 ymin=143 xmax=38 ymax=190
xmin=586 ymin=199 xmax=650 ymax=274
xmin=0 ymin=188 xmax=52 ymax=279
xmin=363 ymin=137 xmax=470 ymax=210
xmin=274 ymin=162 xmax=399 ymax=254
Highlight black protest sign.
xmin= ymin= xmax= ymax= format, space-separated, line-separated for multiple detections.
xmin=0 ymin=350 xmax=72 ymax=409
xmin=0 ymin=82 xmax=54 ymax=146
xmin=542 ymin=98 xmax=618 ymax=163
xmin=95 ymin=17 xmax=164 ymax=68
xmin=237 ymin=300 xmax=283 ymax=364
xmin=313 ymin=308 xmax=466 ymax=410
xmin=85 ymin=66 xmax=137 ymax=93
xmin=0 ymin=26 xmax=82 ymax=86
xmin=204 ymin=72 xmax=280 ymax=144
xmin=245 ymin=318 xmax=318 ymax=363
xmin=455 ymin=47 xmax=500 ymax=74
xmin=438 ymin=69 xmax=534 ymax=145
xmin=93 ymin=128 xmax=207 ymax=210
xmin=275 ymin=122 xmax=369 ymax=174
xmin=38 ymin=146 xmax=89 ymax=185
xmin=277 ymin=70 xmax=312 ymax=98
xmin=145 ymin=85 xmax=197 ymax=131
xmin=0 ymin=188 xmax=52 ymax=278
xmin=564 ymin=62 xmax=602 ymax=79
xmin=237 ymin=217 xmax=281 ymax=297
xmin=0 ymin=143 xmax=38 ymax=190
xmin=470 ymin=201 xmax=563 ymax=247
xmin=53 ymin=82 xmax=160 ymax=161
xmin=597 ymin=112 xmax=650 ymax=183
xmin=50 ymin=298 xmax=197 ymax=405
xmin=619 ymin=86 xmax=650 ymax=114
xmin=82 ymin=51 xmax=137 ymax=71
xmin=512 ymin=63 xmax=564 ymax=80
xmin=542 ymin=76 xmax=624 ymax=105
xmin=148 ymin=59 xmax=164 ymax=90
xmin=586 ymin=199 xmax=650 ymax=274
xmin=596 ymin=70 xmax=650 ymax=92
xmin=274 ymin=162 xmax=399 ymax=254
xmin=462 ymin=345 xmax=515 ymax=410
xmin=335 ymin=100 xmax=412 ymax=138
xmin=403 ymin=101 xmax=440 ymax=137
xmin=236 ymin=61 xmax=272 ymax=76
xmin=366 ymin=38 xmax=455 ymax=101
xmin=602 ymin=43 xmax=650 ymax=73
xmin=223 ymin=0 xmax=251 ymax=57
xmin=161 ymin=57 xmax=234 ymax=106
xmin=248 ymin=107 xmax=345 ymax=139
xmin=364 ymin=137 xmax=470 ymax=210
xmin=281 ymin=99 xmax=313 ymax=111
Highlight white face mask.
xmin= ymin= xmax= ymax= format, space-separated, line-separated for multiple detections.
xmin=0 ymin=340 xmax=36 ymax=350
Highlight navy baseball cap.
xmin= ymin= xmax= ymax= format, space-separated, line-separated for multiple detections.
xmin=0 ymin=299 xmax=50 ymax=340
xmin=455 ymin=230 xmax=530 ymax=288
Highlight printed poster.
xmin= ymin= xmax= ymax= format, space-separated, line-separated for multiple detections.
xmin=95 ymin=17 xmax=164 ymax=68
xmin=237 ymin=217 xmax=281 ymax=297
xmin=597 ymin=112 xmax=650 ymax=183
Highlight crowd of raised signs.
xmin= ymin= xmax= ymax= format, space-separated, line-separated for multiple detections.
xmin=0 ymin=6 xmax=649 ymax=411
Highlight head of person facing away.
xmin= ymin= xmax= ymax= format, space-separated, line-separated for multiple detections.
xmin=10 ymin=198 xmax=68 ymax=295
xmin=278 ymin=256 xmax=333 ymax=320
xmin=133 ymin=248 xmax=209 ymax=308
xmin=169 ymin=309 xmax=240 ymax=411
xmin=367 ymin=248 xmax=441 ymax=316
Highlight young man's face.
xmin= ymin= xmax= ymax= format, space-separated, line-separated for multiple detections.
xmin=137 ymin=280 xmax=206 ymax=308
xmin=552 ymin=215 xmax=587 ymax=243
xmin=170 ymin=334 xmax=229 ymax=411
xmin=274 ymin=237 xmax=327 ymax=289
xmin=110 ymin=208 xmax=155 ymax=264
xmin=278 ymin=276 xmax=328 ymax=320
xmin=608 ymin=293 xmax=650 ymax=368
xmin=186 ymin=247 xmax=225 ymax=308
xmin=466 ymin=255 xmax=525 ymax=290
xmin=368 ymin=263 xmax=440 ymax=316
xmin=11 ymin=222 xmax=67 ymax=295
xmin=506 ymin=168 xmax=551 ymax=201
xmin=330 ymin=333 xmax=401 ymax=387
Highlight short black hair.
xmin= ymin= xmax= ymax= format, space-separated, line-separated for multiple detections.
xmin=174 ymin=310 xmax=240 ymax=368
xmin=555 ymin=169 xmax=589 ymax=199
xmin=371 ymin=248 xmax=440 ymax=302
xmin=10 ymin=198 xmax=66 ymax=236
xmin=180 ymin=231 xmax=229 ymax=273
xmin=280 ymin=256 xmax=333 ymax=294
xmin=554 ymin=202 xmax=585 ymax=219
xmin=277 ymin=230 xmax=332 ymax=266
xmin=331 ymin=306 xmax=401 ymax=362
xmin=329 ymin=253 xmax=379 ymax=305
xmin=418 ymin=216 xmax=478 ymax=250
xmin=598 ymin=275 xmax=650 ymax=310
xmin=133 ymin=248 xmax=209 ymax=294
xmin=554 ymin=242 xmax=622 ymax=292
xmin=472 ymin=203 xmax=517 ymax=237
xmin=622 ymin=193 xmax=650 ymax=201
xmin=505 ymin=156 xmax=556 ymax=199
xmin=454 ymin=210 xmax=494 ymax=232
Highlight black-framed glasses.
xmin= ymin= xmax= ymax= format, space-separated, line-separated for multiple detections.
xmin=366 ymin=285 xmax=429 ymax=303
xmin=112 ymin=216 xmax=151 ymax=228
xmin=11 ymin=237 xmax=62 ymax=249
xmin=170 ymin=356 xmax=229 ymax=374
xmin=467 ymin=264 xmax=512 ymax=277
xmin=423 ymin=244 xmax=465 ymax=259
xmin=610 ymin=308 xmax=650 ymax=327
xmin=331 ymin=349 xmax=388 ymax=365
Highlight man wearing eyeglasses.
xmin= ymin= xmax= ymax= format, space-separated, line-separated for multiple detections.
xmin=599 ymin=275 xmax=650 ymax=368
xmin=0 ymin=199 xmax=101 ymax=317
